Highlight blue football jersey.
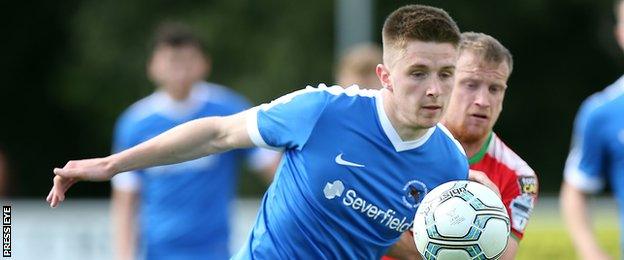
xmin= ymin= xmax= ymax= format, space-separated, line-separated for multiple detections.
xmin=235 ymin=84 xmax=469 ymax=259
xmin=564 ymin=76 xmax=624 ymax=224
xmin=111 ymin=82 xmax=269 ymax=259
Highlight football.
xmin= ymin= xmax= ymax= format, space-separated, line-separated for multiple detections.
xmin=413 ymin=180 xmax=510 ymax=260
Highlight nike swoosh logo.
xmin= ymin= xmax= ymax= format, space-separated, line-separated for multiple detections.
xmin=335 ymin=153 xmax=365 ymax=167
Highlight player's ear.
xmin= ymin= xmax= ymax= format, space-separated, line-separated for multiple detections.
xmin=376 ymin=64 xmax=393 ymax=92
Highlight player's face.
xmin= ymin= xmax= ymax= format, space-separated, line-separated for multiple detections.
xmin=149 ymin=45 xmax=208 ymax=99
xmin=381 ymin=41 xmax=457 ymax=129
xmin=445 ymin=51 xmax=510 ymax=143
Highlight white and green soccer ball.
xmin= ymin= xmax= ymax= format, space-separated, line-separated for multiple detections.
xmin=413 ymin=180 xmax=510 ymax=260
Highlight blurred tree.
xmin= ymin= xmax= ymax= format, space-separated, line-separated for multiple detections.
xmin=0 ymin=1 xmax=87 ymax=197
xmin=2 ymin=0 xmax=623 ymax=197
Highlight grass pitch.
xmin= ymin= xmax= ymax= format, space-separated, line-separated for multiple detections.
xmin=517 ymin=196 xmax=620 ymax=259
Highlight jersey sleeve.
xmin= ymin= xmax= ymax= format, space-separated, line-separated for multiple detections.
xmin=246 ymin=84 xmax=339 ymax=150
xmin=564 ymin=100 xmax=607 ymax=193
xmin=504 ymin=172 xmax=538 ymax=241
xmin=110 ymin=115 xmax=141 ymax=192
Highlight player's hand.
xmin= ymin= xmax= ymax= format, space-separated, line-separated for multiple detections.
xmin=46 ymin=157 xmax=115 ymax=208
xmin=468 ymin=170 xmax=501 ymax=198
xmin=385 ymin=231 xmax=421 ymax=260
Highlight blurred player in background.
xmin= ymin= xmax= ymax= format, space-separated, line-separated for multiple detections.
xmin=383 ymin=32 xmax=538 ymax=260
xmin=48 ymin=5 xmax=500 ymax=258
xmin=560 ymin=1 xmax=624 ymax=259
xmin=110 ymin=22 xmax=276 ymax=260
xmin=336 ymin=43 xmax=383 ymax=89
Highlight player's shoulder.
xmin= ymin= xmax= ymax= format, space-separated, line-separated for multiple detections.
xmin=489 ymin=133 xmax=536 ymax=177
xmin=117 ymin=91 xmax=164 ymax=126
xmin=320 ymin=84 xmax=379 ymax=113
xmin=300 ymin=83 xmax=377 ymax=101
xmin=435 ymin=123 xmax=467 ymax=157
xmin=193 ymin=81 xmax=251 ymax=109
xmin=579 ymin=76 xmax=624 ymax=119
xmin=593 ymin=85 xmax=624 ymax=116
xmin=260 ymin=83 xmax=378 ymax=112
xmin=431 ymin=124 xmax=469 ymax=175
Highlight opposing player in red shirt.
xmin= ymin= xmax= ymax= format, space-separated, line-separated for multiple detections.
xmin=384 ymin=32 xmax=538 ymax=260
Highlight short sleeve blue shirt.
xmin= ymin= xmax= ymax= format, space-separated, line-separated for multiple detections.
xmin=237 ymin=84 xmax=469 ymax=259
xmin=564 ymin=76 xmax=624 ymax=194
xmin=112 ymin=82 xmax=255 ymax=259
xmin=564 ymin=76 xmax=624 ymax=244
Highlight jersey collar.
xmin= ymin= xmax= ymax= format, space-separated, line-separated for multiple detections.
xmin=375 ymin=91 xmax=436 ymax=152
xmin=468 ymin=132 xmax=493 ymax=165
xmin=151 ymin=82 xmax=208 ymax=121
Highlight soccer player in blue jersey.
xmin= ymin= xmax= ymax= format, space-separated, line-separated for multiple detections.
xmin=47 ymin=5 xmax=494 ymax=259
xmin=111 ymin=23 xmax=276 ymax=260
xmin=560 ymin=1 xmax=624 ymax=259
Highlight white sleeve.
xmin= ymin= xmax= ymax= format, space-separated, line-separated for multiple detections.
xmin=111 ymin=171 xmax=141 ymax=192
xmin=247 ymin=148 xmax=281 ymax=172
xmin=245 ymin=106 xmax=274 ymax=150
xmin=563 ymin=147 xmax=604 ymax=193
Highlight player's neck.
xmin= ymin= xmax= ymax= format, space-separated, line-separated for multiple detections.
xmin=462 ymin=139 xmax=486 ymax=158
xmin=382 ymin=91 xmax=431 ymax=141
xmin=162 ymin=86 xmax=193 ymax=101
xmin=443 ymin=122 xmax=490 ymax=158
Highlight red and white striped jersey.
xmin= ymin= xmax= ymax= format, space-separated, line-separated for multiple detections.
xmin=469 ymin=132 xmax=538 ymax=240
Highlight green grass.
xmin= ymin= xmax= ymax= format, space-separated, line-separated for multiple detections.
xmin=516 ymin=197 xmax=620 ymax=259
xmin=518 ymin=227 xmax=620 ymax=259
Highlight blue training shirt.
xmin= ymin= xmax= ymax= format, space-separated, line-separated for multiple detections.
xmin=111 ymin=82 xmax=270 ymax=260
xmin=564 ymin=75 xmax=624 ymax=228
xmin=236 ymin=84 xmax=469 ymax=259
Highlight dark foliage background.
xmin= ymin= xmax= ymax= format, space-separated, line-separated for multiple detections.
xmin=1 ymin=0 xmax=621 ymax=197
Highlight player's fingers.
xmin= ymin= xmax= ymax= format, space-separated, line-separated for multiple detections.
xmin=50 ymin=191 xmax=64 ymax=208
xmin=53 ymin=194 xmax=62 ymax=208
xmin=47 ymin=170 xmax=58 ymax=203
xmin=46 ymin=188 xmax=53 ymax=202
xmin=50 ymin=192 xmax=58 ymax=208
xmin=482 ymin=178 xmax=500 ymax=197
xmin=52 ymin=177 xmax=66 ymax=201
xmin=468 ymin=170 xmax=501 ymax=198
xmin=485 ymin=179 xmax=501 ymax=198
xmin=477 ymin=174 xmax=499 ymax=197
xmin=56 ymin=187 xmax=65 ymax=202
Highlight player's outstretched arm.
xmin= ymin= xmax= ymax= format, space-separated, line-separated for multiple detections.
xmin=560 ymin=182 xmax=612 ymax=260
xmin=46 ymin=109 xmax=255 ymax=208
